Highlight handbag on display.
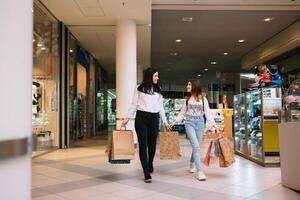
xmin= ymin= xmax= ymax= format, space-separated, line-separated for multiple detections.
xmin=159 ymin=131 xmax=181 ymax=160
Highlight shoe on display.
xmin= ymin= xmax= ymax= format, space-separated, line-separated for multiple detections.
xmin=195 ymin=171 xmax=207 ymax=181
xmin=189 ymin=162 xmax=196 ymax=173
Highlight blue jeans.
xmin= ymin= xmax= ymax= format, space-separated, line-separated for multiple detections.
xmin=185 ymin=115 xmax=205 ymax=172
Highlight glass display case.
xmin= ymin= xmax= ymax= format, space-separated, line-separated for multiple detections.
xmin=284 ymin=79 xmax=300 ymax=122
xmin=234 ymin=94 xmax=247 ymax=155
xmin=234 ymin=87 xmax=281 ymax=166
xmin=161 ymin=98 xmax=185 ymax=132
xmin=247 ymin=90 xmax=263 ymax=161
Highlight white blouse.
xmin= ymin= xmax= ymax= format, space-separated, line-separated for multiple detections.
xmin=173 ymin=96 xmax=216 ymax=126
xmin=127 ymin=87 xmax=167 ymax=124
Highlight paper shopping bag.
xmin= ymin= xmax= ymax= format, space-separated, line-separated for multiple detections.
xmin=159 ymin=131 xmax=181 ymax=160
xmin=203 ymin=140 xmax=213 ymax=166
xmin=218 ymin=137 xmax=235 ymax=167
xmin=112 ymin=128 xmax=135 ymax=160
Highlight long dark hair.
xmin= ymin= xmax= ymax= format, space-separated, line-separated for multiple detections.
xmin=138 ymin=67 xmax=162 ymax=94
xmin=186 ymin=79 xmax=203 ymax=106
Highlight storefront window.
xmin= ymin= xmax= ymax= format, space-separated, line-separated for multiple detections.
xmin=69 ymin=35 xmax=77 ymax=142
xmin=107 ymin=89 xmax=116 ymax=126
xmin=32 ymin=3 xmax=60 ymax=156
xmin=96 ymin=65 xmax=108 ymax=132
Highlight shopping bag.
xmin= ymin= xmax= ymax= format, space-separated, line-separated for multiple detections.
xmin=112 ymin=127 xmax=135 ymax=160
xmin=159 ymin=131 xmax=181 ymax=160
xmin=218 ymin=137 xmax=235 ymax=167
xmin=203 ymin=140 xmax=213 ymax=166
xmin=108 ymin=143 xmax=131 ymax=164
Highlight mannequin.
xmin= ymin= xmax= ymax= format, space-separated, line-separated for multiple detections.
xmin=32 ymin=81 xmax=41 ymax=117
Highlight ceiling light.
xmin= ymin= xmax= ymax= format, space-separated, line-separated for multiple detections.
xmin=70 ymin=49 xmax=73 ymax=53
xmin=37 ymin=43 xmax=42 ymax=47
xmin=182 ymin=17 xmax=193 ymax=22
xmin=32 ymin=39 xmax=35 ymax=42
xmin=223 ymin=52 xmax=228 ymax=56
xmin=170 ymin=52 xmax=178 ymax=56
xmin=148 ymin=23 xmax=151 ymax=27
xmin=197 ymin=74 xmax=201 ymax=77
xmin=264 ymin=18 xmax=272 ymax=22
xmin=175 ymin=39 xmax=182 ymax=43
xmin=238 ymin=39 xmax=245 ymax=43
xmin=41 ymin=47 xmax=46 ymax=50
xmin=210 ymin=61 xmax=217 ymax=65
xmin=204 ymin=68 xmax=208 ymax=71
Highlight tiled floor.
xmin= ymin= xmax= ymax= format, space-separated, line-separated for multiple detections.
xmin=32 ymin=136 xmax=300 ymax=200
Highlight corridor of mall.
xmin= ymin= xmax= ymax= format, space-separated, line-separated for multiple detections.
xmin=1 ymin=0 xmax=300 ymax=200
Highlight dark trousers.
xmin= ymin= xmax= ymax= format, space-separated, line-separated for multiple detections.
xmin=135 ymin=110 xmax=159 ymax=174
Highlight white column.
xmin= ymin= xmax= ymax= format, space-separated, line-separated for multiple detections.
xmin=116 ymin=19 xmax=137 ymax=143
xmin=0 ymin=0 xmax=32 ymax=199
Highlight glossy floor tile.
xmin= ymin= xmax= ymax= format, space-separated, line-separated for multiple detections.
xmin=32 ymin=136 xmax=300 ymax=200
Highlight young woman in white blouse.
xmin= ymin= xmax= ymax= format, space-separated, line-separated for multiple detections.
xmin=122 ymin=68 xmax=171 ymax=183
xmin=171 ymin=79 xmax=217 ymax=181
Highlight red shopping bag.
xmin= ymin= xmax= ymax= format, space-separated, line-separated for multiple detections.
xmin=203 ymin=140 xmax=213 ymax=166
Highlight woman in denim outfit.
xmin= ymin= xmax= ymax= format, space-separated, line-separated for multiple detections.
xmin=171 ymin=79 xmax=217 ymax=181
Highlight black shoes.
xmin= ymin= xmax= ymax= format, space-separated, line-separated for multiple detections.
xmin=149 ymin=163 xmax=154 ymax=174
xmin=144 ymin=173 xmax=152 ymax=183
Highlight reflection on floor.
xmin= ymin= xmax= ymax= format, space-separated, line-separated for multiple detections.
xmin=32 ymin=136 xmax=300 ymax=200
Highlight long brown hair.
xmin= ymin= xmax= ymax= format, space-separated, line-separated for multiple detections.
xmin=185 ymin=79 xmax=203 ymax=106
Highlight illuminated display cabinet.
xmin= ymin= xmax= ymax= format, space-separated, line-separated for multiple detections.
xmin=234 ymin=87 xmax=281 ymax=166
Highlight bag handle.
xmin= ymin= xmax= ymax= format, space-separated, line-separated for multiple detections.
xmin=120 ymin=125 xmax=127 ymax=130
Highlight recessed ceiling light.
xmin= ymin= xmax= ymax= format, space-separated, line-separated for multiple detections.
xmin=197 ymin=74 xmax=201 ymax=77
xmin=182 ymin=17 xmax=193 ymax=22
xmin=210 ymin=61 xmax=217 ymax=65
xmin=204 ymin=68 xmax=208 ymax=71
xmin=32 ymin=39 xmax=35 ymax=42
xmin=41 ymin=47 xmax=46 ymax=50
xmin=70 ymin=49 xmax=73 ymax=53
xmin=175 ymin=39 xmax=182 ymax=43
xmin=223 ymin=52 xmax=228 ymax=56
xmin=264 ymin=18 xmax=272 ymax=22
xmin=170 ymin=52 xmax=178 ymax=56
xmin=37 ymin=43 xmax=42 ymax=47
xmin=238 ymin=39 xmax=245 ymax=43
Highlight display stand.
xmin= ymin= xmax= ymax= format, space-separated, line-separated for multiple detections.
xmin=204 ymin=109 xmax=233 ymax=139
xmin=234 ymin=88 xmax=281 ymax=166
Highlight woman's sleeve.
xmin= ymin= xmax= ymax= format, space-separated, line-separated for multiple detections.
xmin=172 ymin=100 xmax=187 ymax=124
xmin=159 ymin=95 xmax=168 ymax=124
xmin=204 ymin=97 xmax=216 ymax=126
xmin=127 ymin=87 xmax=138 ymax=119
